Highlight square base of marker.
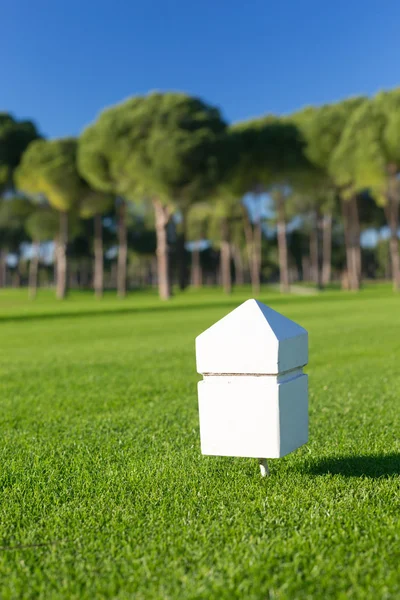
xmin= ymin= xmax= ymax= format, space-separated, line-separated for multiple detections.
xmin=198 ymin=374 xmax=308 ymax=459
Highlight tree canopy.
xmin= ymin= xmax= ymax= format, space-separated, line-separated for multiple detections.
xmin=16 ymin=138 xmax=83 ymax=212
xmin=331 ymin=92 xmax=400 ymax=200
xmin=79 ymin=92 xmax=228 ymax=206
xmin=230 ymin=116 xmax=309 ymax=193
xmin=0 ymin=113 xmax=40 ymax=191
xmin=291 ymin=97 xmax=365 ymax=174
xmin=3 ymin=87 xmax=400 ymax=296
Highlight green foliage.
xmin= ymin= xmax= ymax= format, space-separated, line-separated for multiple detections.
xmin=288 ymin=98 xmax=366 ymax=217
xmin=208 ymin=194 xmax=243 ymax=246
xmin=187 ymin=202 xmax=212 ymax=240
xmin=330 ymin=100 xmax=387 ymax=197
xmin=79 ymin=92 xmax=228 ymax=207
xmin=0 ymin=286 xmax=399 ymax=598
xmin=231 ymin=116 xmax=309 ymax=193
xmin=224 ymin=124 xmax=263 ymax=195
xmin=0 ymin=165 xmax=9 ymax=192
xmin=79 ymin=190 xmax=114 ymax=219
xmin=285 ymin=187 xmax=337 ymax=222
xmin=330 ymin=90 xmax=400 ymax=203
xmin=0 ymin=196 xmax=34 ymax=230
xmin=78 ymin=97 xmax=144 ymax=196
xmin=16 ymin=138 xmax=83 ymax=212
xmin=0 ymin=113 xmax=40 ymax=190
xmin=0 ymin=196 xmax=34 ymax=251
xmin=291 ymin=97 xmax=365 ymax=173
xmin=187 ymin=192 xmax=243 ymax=249
xmin=375 ymin=88 xmax=400 ymax=165
xmin=24 ymin=206 xmax=60 ymax=241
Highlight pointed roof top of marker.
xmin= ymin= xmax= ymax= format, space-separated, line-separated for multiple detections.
xmin=195 ymin=299 xmax=308 ymax=375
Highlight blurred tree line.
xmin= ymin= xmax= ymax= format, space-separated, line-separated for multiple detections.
xmin=0 ymin=89 xmax=399 ymax=299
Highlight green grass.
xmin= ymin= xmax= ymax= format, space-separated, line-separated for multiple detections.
xmin=0 ymin=285 xmax=399 ymax=599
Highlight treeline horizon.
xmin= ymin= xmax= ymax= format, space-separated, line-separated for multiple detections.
xmin=1 ymin=86 xmax=399 ymax=299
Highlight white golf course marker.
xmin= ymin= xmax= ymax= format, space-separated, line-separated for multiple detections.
xmin=195 ymin=299 xmax=308 ymax=476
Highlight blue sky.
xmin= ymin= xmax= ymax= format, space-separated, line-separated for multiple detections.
xmin=3 ymin=0 xmax=400 ymax=138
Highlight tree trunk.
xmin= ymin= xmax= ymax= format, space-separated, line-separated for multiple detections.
xmin=242 ymin=206 xmax=260 ymax=295
xmin=341 ymin=270 xmax=350 ymax=290
xmin=151 ymin=257 xmax=157 ymax=287
xmin=53 ymin=238 xmax=58 ymax=287
xmin=386 ymin=199 xmax=400 ymax=291
xmin=385 ymin=170 xmax=400 ymax=291
xmin=117 ymin=201 xmax=127 ymax=298
xmin=322 ymin=213 xmax=332 ymax=286
xmin=56 ymin=212 xmax=68 ymax=299
xmin=309 ymin=223 xmax=318 ymax=286
xmin=232 ymin=244 xmax=244 ymax=285
xmin=254 ymin=219 xmax=262 ymax=288
xmin=110 ymin=262 xmax=117 ymax=289
xmin=341 ymin=196 xmax=360 ymax=291
xmin=177 ymin=210 xmax=188 ymax=291
xmin=350 ymin=195 xmax=361 ymax=290
xmin=302 ymin=256 xmax=310 ymax=281
xmin=310 ymin=209 xmax=323 ymax=289
xmin=250 ymin=248 xmax=260 ymax=295
xmin=220 ymin=218 xmax=232 ymax=294
xmin=276 ymin=193 xmax=290 ymax=293
xmin=341 ymin=198 xmax=353 ymax=289
xmin=29 ymin=240 xmax=40 ymax=299
xmin=153 ymin=199 xmax=171 ymax=300
xmin=191 ymin=247 xmax=202 ymax=287
xmin=389 ymin=232 xmax=400 ymax=290
xmin=220 ymin=243 xmax=231 ymax=293
xmin=0 ymin=249 xmax=6 ymax=288
xmin=94 ymin=213 xmax=104 ymax=298
xmin=351 ymin=195 xmax=362 ymax=286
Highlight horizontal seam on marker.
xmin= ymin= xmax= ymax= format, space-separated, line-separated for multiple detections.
xmin=202 ymin=368 xmax=305 ymax=377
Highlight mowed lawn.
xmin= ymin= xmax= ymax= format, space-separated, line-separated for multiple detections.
xmin=0 ymin=285 xmax=399 ymax=599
